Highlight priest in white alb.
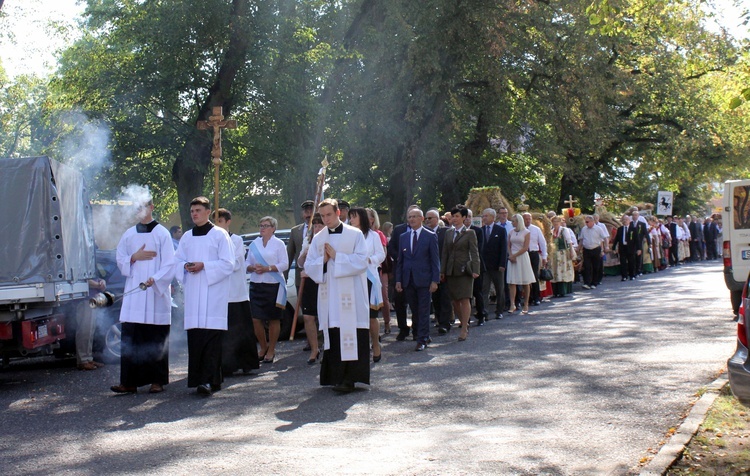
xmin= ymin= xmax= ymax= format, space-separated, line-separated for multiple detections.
xmin=305 ymin=198 xmax=370 ymax=393
xmin=175 ymin=196 xmax=235 ymax=396
xmin=110 ymin=197 xmax=175 ymax=394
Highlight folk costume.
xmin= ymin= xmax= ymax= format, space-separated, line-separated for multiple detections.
xmin=550 ymin=225 xmax=575 ymax=296
xmin=115 ymin=220 xmax=175 ymax=389
xmin=305 ymin=222 xmax=371 ymax=389
xmin=175 ymin=222 xmax=234 ymax=390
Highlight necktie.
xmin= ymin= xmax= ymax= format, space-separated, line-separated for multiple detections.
xmin=412 ymin=230 xmax=418 ymax=255
xmin=485 ymin=226 xmax=491 ymax=243
xmin=623 ymin=227 xmax=627 ymax=244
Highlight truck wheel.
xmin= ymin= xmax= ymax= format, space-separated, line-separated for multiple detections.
xmin=731 ymin=289 xmax=742 ymax=317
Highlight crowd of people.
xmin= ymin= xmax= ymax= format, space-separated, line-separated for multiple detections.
xmin=89 ymin=194 xmax=720 ymax=397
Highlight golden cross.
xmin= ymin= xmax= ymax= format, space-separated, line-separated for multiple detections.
xmin=197 ymin=106 xmax=237 ymax=213
xmin=564 ymin=195 xmax=577 ymax=209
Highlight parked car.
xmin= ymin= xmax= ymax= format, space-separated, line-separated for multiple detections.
xmin=728 ymin=270 xmax=750 ymax=405
xmin=241 ymin=229 xmax=301 ymax=340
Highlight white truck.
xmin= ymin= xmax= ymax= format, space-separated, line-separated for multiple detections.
xmin=0 ymin=156 xmax=97 ymax=364
xmin=722 ymin=179 xmax=750 ymax=316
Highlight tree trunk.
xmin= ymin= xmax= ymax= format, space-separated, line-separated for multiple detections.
xmin=171 ymin=0 xmax=250 ymax=229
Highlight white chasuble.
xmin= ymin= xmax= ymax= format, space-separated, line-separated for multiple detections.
xmin=305 ymin=223 xmax=369 ymax=361
xmin=175 ymin=226 xmax=235 ymax=330
xmin=116 ymin=223 xmax=175 ymax=325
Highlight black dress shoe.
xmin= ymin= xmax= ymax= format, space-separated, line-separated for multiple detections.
xmin=210 ymin=383 xmax=221 ymax=392
xmin=110 ymin=384 xmax=137 ymax=394
xmin=395 ymin=331 xmax=408 ymax=341
xmin=415 ymin=343 xmax=427 ymax=351
xmin=332 ymin=381 xmax=355 ymax=393
xmin=438 ymin=327 xmax=448 ymax=335
xmin=495 ymin=314 xmax=503 ymax=320
xmin=476 ymin=319 xmax=484 ymax=326
xmin=196 ymin=384 xmax=212 ymax=396
xmin=622 ymin=277 xmax=627 ymax=281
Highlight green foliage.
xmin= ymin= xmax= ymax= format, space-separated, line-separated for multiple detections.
xmin=2 ymin=0 xmax=747 ymax=221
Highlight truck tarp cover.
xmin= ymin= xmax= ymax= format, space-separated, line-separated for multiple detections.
xmin=0 ymin=156 xmax=96 ymax=286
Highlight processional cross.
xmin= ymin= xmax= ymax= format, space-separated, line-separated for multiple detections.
xmin=564 ymin=195 xmax=577 ymax=209
xmin=197 ymin=106 xmax=237 ymax=213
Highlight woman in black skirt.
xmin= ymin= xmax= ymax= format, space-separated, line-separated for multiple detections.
xmin=245 ymin=216 xmax=289 ymax=363
xmin=297 ymin=213 xmax=325 ymax=365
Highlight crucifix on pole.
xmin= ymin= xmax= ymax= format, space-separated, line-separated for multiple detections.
xmin=564 ymin=195 xmax=577 ymax=209
xmin=197 ymin=106 xmax=237 ymax=213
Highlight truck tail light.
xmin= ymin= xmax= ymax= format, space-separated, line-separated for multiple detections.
xmin=724 ymin=241 xmax=732 ymax=268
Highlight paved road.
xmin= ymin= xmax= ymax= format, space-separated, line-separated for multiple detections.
xmin=0 ymin=261 xmax=735 ymax=475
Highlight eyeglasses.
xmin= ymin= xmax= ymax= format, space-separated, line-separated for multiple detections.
xmin=259 ymin=224 xmax=273 ymax=229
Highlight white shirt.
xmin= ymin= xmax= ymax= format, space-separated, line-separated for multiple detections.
xmin=579 ymin=225 xmax=608 ymax=250
xmin=527 ymin=224 xmax=548 ymax=259
xmin=680 ymin=223 xmax=691 ymax=240
xmin=245 ymin=235 xmax=289 ymax=284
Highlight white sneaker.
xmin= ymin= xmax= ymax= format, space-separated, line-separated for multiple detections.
xmin=590 ymin=285 xmax=597 ymax=289
xmin=582 ymin=284 xmax=591 ymax=289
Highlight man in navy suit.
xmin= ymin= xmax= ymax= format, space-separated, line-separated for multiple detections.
xmin=388 ymin=205 xmax=420 ymax=341
xmin=395 ymin=208 xmax=440 ymax=351
xmin=479 ymin=208 xmax=508 ymax=321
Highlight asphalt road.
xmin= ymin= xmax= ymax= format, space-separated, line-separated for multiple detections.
xmin=0 ymin=261 xmax=736 ymax=475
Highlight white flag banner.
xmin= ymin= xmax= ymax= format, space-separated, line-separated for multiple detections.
xmin=657 ymin=191 xmax=673 ymax=216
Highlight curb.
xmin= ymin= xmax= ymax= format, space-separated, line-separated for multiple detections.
xmin=639 ymin=373 xmax=728 ymax=476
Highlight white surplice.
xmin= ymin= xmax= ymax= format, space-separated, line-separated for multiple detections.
xmin=228 ymin=234 xmax=249 ymax=303
xmin=305 ymin=223 xmax=369 ymax=361
xmin=116 ymin=223 xmax=175 ymax=325
xmin=175 ymin=225 xmax=235 ymax=330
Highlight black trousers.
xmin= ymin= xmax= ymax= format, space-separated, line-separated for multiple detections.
xmin=393 ymin=263 xmax=410 ymax=334
xmin=120 ymin=322 xmax=170 ymax=388
xmin=528 ymin=251 xmax=541 ymax=301
xmin=690 ymin=240 xmax=701 ymax=261
xmin=187 ymin=328 xmax=224 ymax=388
xmin=472 ymin=271 xmax=484 ymax=316
xmin=582 ymin=247 xmax=601 ymax=286
xmin=669 ymin=243 xmax=679 ymax=265
xmin=620 ymin=251 xmax=636 ymax=279
xmin=433 ymin=281 xmax=453 ymax=329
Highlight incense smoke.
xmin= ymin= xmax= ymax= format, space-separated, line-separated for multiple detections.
xmin=59 ymin=109 xmax=112 ymax=187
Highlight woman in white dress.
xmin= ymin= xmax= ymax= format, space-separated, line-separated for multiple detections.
xmin=507 ymin=214 xmax=536 ymax=314
xmin=349 ymin=208 xmax=386 ymax=362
